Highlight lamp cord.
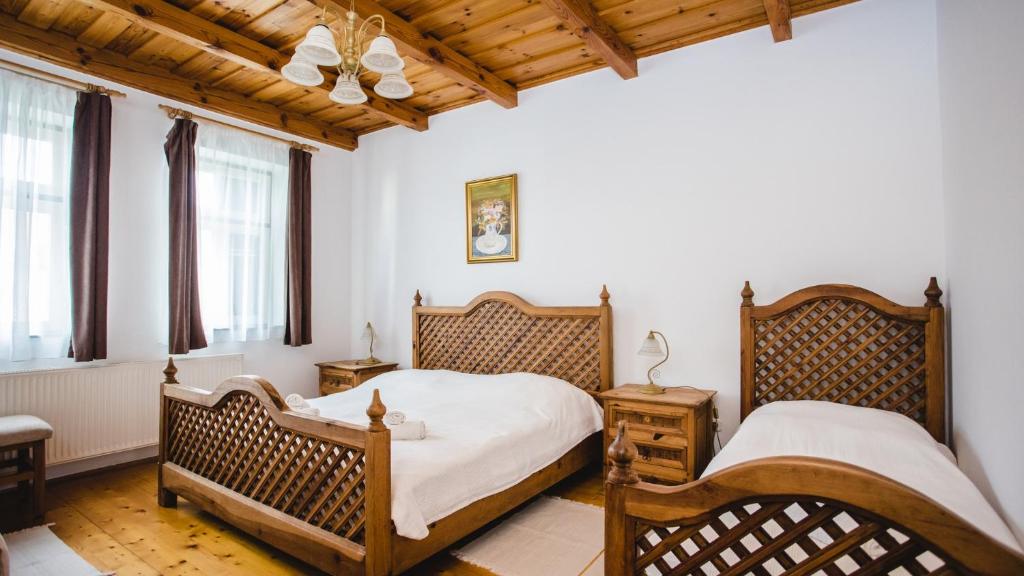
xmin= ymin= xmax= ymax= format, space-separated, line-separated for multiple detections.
xmin=666 ymin=383 xmax=723 ymax=454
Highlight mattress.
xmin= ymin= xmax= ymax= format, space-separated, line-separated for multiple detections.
xmin=308 ymin=369 xmax=604 ymax=540
xmin=702 ymin=401 xmax=1022 ymax=553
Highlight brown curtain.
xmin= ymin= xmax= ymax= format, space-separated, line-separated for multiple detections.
xmin=165 ymin=117 xmax=207 ymax=354
xmin=284 ymin=147 xmax=312 ymax=346
xmin=68 ymin=92 xmax=111 ymax=362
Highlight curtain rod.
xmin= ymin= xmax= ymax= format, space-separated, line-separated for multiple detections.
xmin=0 ymin=58 xmax=127 ymax=98
xmin=158 ymin=104 xmax=320 ymax=153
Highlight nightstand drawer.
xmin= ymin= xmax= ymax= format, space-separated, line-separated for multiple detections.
xmin=628 ymin=429 xmax=688 ymax=449
xmin=632 ymin=461 xmax=688 ymax=484
xmin=321 ymin=370 xmax=354 ymax=390
xmin=630 ymin=429 xmax=688 ymax=470
xmin=320 ymin=381 xmax=353 ymax=395
xmin=608 ymin=403 xmax=688 ymax=436
xmin=635 ymin=443 xmax=687 ymax=471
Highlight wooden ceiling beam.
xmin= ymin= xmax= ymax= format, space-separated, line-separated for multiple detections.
xmin=318 ymin=0 xmax=518 ymax=109
xmin=539 ymin=0 xmax=637 ymax=79
xmin=762 ymin=0 xmax=793 ymax=42
xmin=76 ymin=0 xmax=428 ymax=131
xmin=0 ymin=11 xmax=359 ymax=150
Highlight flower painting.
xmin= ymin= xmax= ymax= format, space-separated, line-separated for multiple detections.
xmin=465 ymin=174 xmax=518 ymax=263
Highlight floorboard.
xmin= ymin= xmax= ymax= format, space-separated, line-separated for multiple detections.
xmin=5 ymin=461 xmax=604 ymax=575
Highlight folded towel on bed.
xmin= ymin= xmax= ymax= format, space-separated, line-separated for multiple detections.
xmin=285 ymin=393 xmax=320 ymax=416
xmin=384 ymin=411 xmax=406 ymax=426
xmin=388 ymin=420 xmax=426 ymax=441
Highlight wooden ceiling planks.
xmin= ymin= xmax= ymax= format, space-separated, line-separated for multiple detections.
xmin=50 ymin=0 xmax=101 ymax=35
xmin=0 ymin=0 xmax=858 ymax=149
xmin=75 ymin=11 xmax=134 ymax=47
xmin=16 ymin=0 xmax=74 ymax=28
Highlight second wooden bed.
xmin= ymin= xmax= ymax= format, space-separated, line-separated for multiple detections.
xmin=605 ymin=279 xmax=1024 ymax=575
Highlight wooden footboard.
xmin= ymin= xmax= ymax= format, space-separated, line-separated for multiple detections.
xmin=157 ymin=359 xmax=392 ymax=575
xmin=604 ymin=423 xmax=1024 ymax=576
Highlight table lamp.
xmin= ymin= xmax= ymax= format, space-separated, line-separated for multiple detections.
xmin=637 ymin=330 xmax=669 ymax=395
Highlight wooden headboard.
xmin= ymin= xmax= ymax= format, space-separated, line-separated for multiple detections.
xmin=411 ymin=287 xmax=613 ymax=395
xmin=740 ymin=279 xmax=946 ymax=442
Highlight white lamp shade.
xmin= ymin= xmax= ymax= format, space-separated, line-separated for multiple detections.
xmin=296 ymin=24 xmax=341 ymax=66
xmin=637 ymin=332 xmax=664 ymax=357
xmin=281 ymin=54 xmax=324 ymax=86
xmin=330 ymin=73 xmax=368 ymax=105
xmin=360 ymin=35 xmax=404 ymax=73
xmin=361 ymin=322 xmax=377 ymax=341
xmin=373 ymin=71 xmax=413 ymax=99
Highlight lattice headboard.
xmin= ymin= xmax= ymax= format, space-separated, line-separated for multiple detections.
xmin=740 ymin=279 xmax=946 ymax=442
xmin=411 ymin=288 xmax=613 ymax=395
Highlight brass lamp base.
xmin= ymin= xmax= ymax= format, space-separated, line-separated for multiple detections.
xmin=638 ymin=381 xmax=665 ymax=395
xmin=356 ymin=356 xmax=381 ymax=366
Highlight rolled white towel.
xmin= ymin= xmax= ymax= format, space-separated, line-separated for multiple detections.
xmin=384 ymin=411 xmax=406 ymax=426
xmin=388 ymin=420 xmax=426 ymax=441
xmin=285 ymin=393 xmax=320 ymax=417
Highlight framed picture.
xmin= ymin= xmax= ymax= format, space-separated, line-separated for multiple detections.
xmin=465 ymin=174 xmax=518 ymax=264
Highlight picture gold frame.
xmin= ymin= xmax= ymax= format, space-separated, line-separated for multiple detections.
xmin=465 ymin=174 xmax=518 ymax=264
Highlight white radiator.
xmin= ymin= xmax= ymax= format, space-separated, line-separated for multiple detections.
xmin=0 ymin=354 xmax=243 ymax=465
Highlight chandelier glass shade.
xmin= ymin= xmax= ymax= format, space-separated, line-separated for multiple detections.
xmin=330 ymin=73 xmax=368 ymax=105
xmin=361 ymin=35 xmax=404 ymax=73
xmin=283 ymin=2 xmax=413 ymax=106
xmin=281 ymin=53 xmax=324 ymax=87
xmin=295 ymin=24 xmax=342 ymax=67
xmin=374 ymin=71 xmax=413 ymax=99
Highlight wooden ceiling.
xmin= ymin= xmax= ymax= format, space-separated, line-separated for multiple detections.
xmin=0 ymin=0 xmax=857 ymax=150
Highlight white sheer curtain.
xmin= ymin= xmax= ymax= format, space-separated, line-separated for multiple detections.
xmin=0 ymin=69 xmax=76 ymax=362
xmin=195 ymin=123 xmax=288 ymax=343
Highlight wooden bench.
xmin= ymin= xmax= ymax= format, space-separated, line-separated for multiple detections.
xmin=0 ymin=415 xmax=52 ymax=526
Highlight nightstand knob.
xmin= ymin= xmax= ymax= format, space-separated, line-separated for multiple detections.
xmin=643 ymin=415 xmax=652 ymax=424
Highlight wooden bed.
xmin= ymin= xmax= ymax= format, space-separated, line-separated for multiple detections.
xmin=157 ymin=288 xmax=612 ymax=575
xmin=605 ymin=279 xmax=1024 ymax=575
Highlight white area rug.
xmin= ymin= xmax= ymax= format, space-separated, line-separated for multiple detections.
xmin=2 ymin=524 xmax=108 ymax=576
xmin=453 ymin=496 xmax=604 ymax=576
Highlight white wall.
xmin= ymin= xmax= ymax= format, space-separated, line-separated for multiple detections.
xmin=350 ymin=0 xmax=946 ymax=440
xmin=937 ymin=0 xmax=1024 ymax=543
xmin=0 ymin=47 xmax=352 ymax=398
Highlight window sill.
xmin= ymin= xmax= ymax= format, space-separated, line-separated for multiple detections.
xmin=0 ymin=353 xmax=244 ymax=377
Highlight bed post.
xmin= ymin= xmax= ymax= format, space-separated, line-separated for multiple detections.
xmin=411 ymin=290 xmax=422 ymax=370
xmin=157 ymin=357 xmax=178 ymax=508
xmin=606 ymin=421 xmax=638 ymax=576
xmin=364 ymin=389 xmax=392 ymax=576
xmin=739 ymin=281 xmax=755 ymax=421
xmin=924 ymin=277 xmax=946 ymax=443
xmin=599 ymin=285 xmax=613 ymax=392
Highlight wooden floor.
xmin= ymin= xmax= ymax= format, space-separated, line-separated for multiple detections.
xmin=4 ymin=461 xmax=604 ymax=575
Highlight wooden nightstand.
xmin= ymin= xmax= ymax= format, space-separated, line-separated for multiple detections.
xmin=315 ymin=360 xmax=398 ymax=396
xmin=600 ymin=384 xmax=717 ymax=485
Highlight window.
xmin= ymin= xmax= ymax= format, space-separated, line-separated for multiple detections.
xmin=195 ymin=124 xmax=289 ymax=343
xmin=0 ymin=69 xmax=76 ymax=362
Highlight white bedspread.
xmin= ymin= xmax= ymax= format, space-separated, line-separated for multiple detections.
xmin=702 ymin=401 xmax=1022 ymax=552
xmin=308 ymin=369 xmax=604 ymax=540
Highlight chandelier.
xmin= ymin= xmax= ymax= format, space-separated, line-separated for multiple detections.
xmin=281 ymin=1 xmax=413 ymax=106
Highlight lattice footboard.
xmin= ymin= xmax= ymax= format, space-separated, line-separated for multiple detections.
xmin=164 ymin=390 xmax=369 ymax=542
xmin=633 ymin=499 xmax=956 ymax=575
xmin=604 ymin=424 xmax=1024 ymax=576
xmin=157 ymin=361 xmax=392 ymax=576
